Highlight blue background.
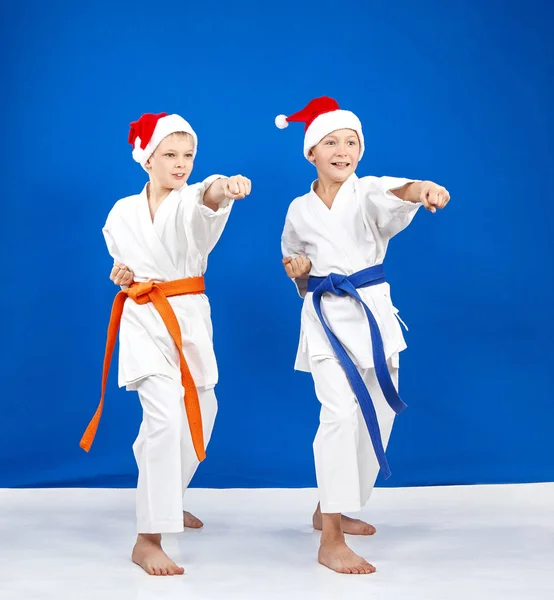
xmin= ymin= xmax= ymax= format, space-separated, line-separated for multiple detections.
xmin=1 ymin=0 xmax=553 ymax=488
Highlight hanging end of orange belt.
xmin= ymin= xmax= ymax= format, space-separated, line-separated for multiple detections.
xmin=195 ymin=446 xmax=207 ymax=463
xmin=79 ymin=400 xmax=104 ymax=452
xmin=188 ymin=408 xmax=206 ymax=462
xmin=191 ymin=424 xmax=206 ymax=462
xmin=79 ymin=437 xmax=92 ymax=453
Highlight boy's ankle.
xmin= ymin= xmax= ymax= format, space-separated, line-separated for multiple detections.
xmin=321 ymin=536 xmax=345 ymax=546
xmin=137 ymin=533 xmax=162 ymax=544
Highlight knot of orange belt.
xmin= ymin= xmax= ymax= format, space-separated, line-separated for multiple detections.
xmin=80 ymin=277 xmax=207 ymax=461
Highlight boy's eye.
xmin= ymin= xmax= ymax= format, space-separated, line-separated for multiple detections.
xmin=326 ymin=141 xmax=335 ymax=145
xmin=165 ymin=153 xmax=175 ymax=158
xmin=186 ymin=154 xmax=193 ymax=158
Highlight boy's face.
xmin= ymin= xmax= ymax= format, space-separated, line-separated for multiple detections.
xmin=308 ymin=129 xmax=361 ymax=184
xmin=145 ymin=133 xmax=195 ymax=189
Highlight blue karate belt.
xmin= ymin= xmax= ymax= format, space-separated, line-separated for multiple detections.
xmin=307 ymin=264 xmax=407 ymax=479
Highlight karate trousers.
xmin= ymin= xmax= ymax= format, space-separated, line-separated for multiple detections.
xmin=309 ymin=355 xmax=398 ymax=514
xmin=132 ymin=374 xmax=217 ymax=533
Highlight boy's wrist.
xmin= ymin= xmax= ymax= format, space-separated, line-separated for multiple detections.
xmin=403 ymin=181 xmax=422 ymax=203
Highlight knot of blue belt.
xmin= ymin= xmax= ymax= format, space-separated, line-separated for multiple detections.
xmin=307 ymin=264 xmax=407 ymax=479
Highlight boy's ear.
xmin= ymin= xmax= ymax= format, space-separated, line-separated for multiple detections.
xmin=307 ymin=149 xmax=316 ymax=165
xmin=144 ymin=157 xmax=152 ymax=171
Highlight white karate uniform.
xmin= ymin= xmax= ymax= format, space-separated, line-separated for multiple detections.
xmin=281 ymin=173 xmax=420 ymax=513
xmin=103 ymin=175 xmax=232 ymax=532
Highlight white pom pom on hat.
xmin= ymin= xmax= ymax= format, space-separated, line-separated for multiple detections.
xmin=274 ymin=114 xmax=289 ymax=129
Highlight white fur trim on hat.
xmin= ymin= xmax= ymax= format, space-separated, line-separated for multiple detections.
xmin=303 ymin=110 xmax=364 ymax=161
xmin=132 ymin=114 xmax=198 ymax=169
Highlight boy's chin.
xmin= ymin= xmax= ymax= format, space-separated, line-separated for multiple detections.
xmin=327 ymin=169 xmax=354 ymax=182
xmin=169 ymin=179 xmax=187 ymax=188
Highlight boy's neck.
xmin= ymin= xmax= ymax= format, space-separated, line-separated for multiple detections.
xmin=313 ymin=176 xmax=346 ymax=209
xmin=146 ymin=180 xmax=173 ymax=205
xmin=146 ymin=180 xmax=173 ymax=221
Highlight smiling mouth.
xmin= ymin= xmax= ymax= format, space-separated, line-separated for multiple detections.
xmin=331 ymin=162 xmax=351 ymax=167
xmin=173 ymin=173 xmax=186 ymax=178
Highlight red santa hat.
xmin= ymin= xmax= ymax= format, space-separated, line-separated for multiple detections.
xmin=275 ymin=96 xmax=365 ymax=161
xmin=128 ymin=112 xmax=198 ymax=168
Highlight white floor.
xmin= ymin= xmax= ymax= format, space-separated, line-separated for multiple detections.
xmin=0 ymin=484 xmax=552 ymax=600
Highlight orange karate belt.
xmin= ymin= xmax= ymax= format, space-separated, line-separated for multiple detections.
xmin=80 ymin=277 xmax=207 ymax=461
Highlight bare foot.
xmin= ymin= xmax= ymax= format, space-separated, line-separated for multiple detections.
xmin=318 ymin=539 xmax=376 ymax=575
xmin=132 ymin=533 xmax=185 ymax=576
xmin=313 ymin=504 xmax=376 ymax=536
xmin=183 ymin=511 xmax=203 ymax=529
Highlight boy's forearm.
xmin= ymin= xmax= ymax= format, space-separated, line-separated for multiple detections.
xmin=391 ymin=181 xmax=421 ymax=203
xmin=203 ymin=177 xmax=228 ymax=211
